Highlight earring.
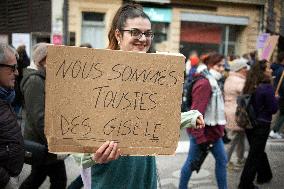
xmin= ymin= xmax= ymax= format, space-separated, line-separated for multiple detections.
xmin=118 ymin=41 xmax=120 ymax=45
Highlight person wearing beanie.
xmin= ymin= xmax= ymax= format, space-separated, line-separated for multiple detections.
xmin=230 ymin=58 xmax=250 ymax=72
xmin=186 ymin=55 xmax=200 ymax=83
xmin=185 ymin=51 xmax=198 ymax=76
xmin=20 ymin=43 xmax=67 ymax=189
xmin=224 ymin=58 xmax=249 ymax=170
xmin=190 ymin=55 xmax=199 ymax=67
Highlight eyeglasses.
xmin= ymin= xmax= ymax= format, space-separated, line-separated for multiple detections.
xmin=121 ymin=29 xmax=154 ymax=39
xmin=0 ymin=63 xmax=18 ymax=72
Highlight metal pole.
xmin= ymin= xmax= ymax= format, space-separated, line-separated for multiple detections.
xmin=63 ymin=0 xmax=69 ymax=45
xmin=224 ymin=25 xmax=229 ymax=56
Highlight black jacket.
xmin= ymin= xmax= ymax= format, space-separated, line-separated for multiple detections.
xmin=0 ymin=98 xmax=25 ymax=188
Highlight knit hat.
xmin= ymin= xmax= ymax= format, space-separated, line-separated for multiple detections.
xmin=32 ymin=43 xmax=48 ymax=68
xmin=190 ymin=56 xmax=199 ymax=66
xmin=230 ymin=58 xmax=249 ymax=72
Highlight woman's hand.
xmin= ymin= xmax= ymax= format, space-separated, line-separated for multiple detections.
xmin=196 ymin=115 xmax=205 ymax=129
xmin=92 ymin=141 xmax=121 ymax=164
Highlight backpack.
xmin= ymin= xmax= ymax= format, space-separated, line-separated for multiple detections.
xmin=235 ymin=94 xmax=258 ymax=129
xmin=181 ymin=75 xmax=205 ymax=112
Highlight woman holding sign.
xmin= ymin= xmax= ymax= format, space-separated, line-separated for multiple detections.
xmin=85 ymin=3 xmax=205 ymax=189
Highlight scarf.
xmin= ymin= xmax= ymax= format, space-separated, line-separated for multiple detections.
xmin=0 ymin=87 xmax=16 ymax=104
xmin=200 ymin=68 xmax=226 ymax=126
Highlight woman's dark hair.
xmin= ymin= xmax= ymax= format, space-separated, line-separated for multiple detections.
xmin=203 ymin=52 xmax=224 ymax=68
xmin=242 ymin=59 xmax=270 ymax=94
xmin=80 ymin=43 xmax=92 ymax=48
xmin=107 ymin=3 xmax=151 ymax=50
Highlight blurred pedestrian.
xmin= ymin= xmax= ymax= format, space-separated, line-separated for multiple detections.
xmin=19 ymin=43 xmax=67 ymax=189
xmin=0 ymin=43 xmax=25 ymax=189
xmin=12 ymin=45 xmax=30 ymax=114
xmin=179 ymin=53 xmax=228 ymax=189
xmin=238 ymin=60 xmax=278 ymax=189
xmin=187 ymin=54 xmax=200 ymax=82
xmin=224 ymin=58 xmax=249 ymax=170
xmin=185 ymin=50 xmax=198 ymax=77
xmin=269 ymin=52 xmax=284 ymax=139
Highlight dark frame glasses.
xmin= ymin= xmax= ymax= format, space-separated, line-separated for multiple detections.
xmin=0 ymin=63 xmax=18 ymax=72
xmin=121 ymin=28 xmax=154 ymax=39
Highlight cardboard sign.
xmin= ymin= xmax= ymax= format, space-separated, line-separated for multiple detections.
xmin=45 ymin=46 xmax=185 ymax=155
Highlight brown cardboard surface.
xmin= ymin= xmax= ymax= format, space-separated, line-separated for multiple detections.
xmin=45 ymin=46 xmax=185 ymax=155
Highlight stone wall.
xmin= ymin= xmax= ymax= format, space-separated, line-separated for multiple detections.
xmin=69 ymin=0 xmax=121 ymax=47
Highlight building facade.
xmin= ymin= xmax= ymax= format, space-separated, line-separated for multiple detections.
xmin=1 ymin=0 xmax=283 ymax=59
xmin=68 ymin=0 xmax=122 ymax=48
xmin=0 ymin=0 xmax=51 ymax=55
xmin=68 ymin=0 xmax=284 ymax=58
xmin=136 ymin=0 xmax=267 ymax=58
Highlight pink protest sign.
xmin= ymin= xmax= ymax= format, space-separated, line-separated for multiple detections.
xmin=260 ymin=35 xmax=279 ymax=61
xmin=256 ymin=33 xmax=270 ymax=49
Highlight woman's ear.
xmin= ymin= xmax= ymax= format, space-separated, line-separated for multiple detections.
xmin=115 ymin=29 xmax=121 ymax=45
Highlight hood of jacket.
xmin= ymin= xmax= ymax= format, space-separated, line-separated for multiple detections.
xmin=20 ymin=68 xmax=45 ymax=92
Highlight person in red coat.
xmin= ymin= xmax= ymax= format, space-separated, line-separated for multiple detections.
xmin=179 ymin=53 xmax=228 ymax=189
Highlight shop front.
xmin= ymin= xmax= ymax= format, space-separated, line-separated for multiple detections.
xmin=180 ymin=12 xmax=249 ymax=58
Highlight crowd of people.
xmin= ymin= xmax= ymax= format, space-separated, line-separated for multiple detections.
xmin=0 ymin=2 xmax=283 ymax=189
xmin=181 ymin=47 xmax=282 ymax=189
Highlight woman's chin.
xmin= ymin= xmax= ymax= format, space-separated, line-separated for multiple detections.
xmin=132 ymin=47 xmax=148 ymax=52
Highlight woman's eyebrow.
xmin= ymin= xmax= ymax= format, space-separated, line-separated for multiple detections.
xmin=129 ymin=28 xmax=152 ymax=31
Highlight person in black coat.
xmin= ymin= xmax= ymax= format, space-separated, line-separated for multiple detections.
xmin=270 ymin=52 xmax=284 ymax=139
xmin=11 ymin=45 xmax=30 ymax=114
xmin=0 ymin=43 xmax=25 ymax=189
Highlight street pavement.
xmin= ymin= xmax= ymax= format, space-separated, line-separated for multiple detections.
xmin=19 ymin=129 xmax=284 ymax=189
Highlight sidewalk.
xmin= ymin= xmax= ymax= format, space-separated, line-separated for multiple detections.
xmin=157 ymin=133 xmax=284 ymax=189
xmin=18 ymin=131 xmax=284 ymax=189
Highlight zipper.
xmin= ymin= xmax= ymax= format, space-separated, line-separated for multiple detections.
xmin=6 ymin=145 xmax=10 ymax=153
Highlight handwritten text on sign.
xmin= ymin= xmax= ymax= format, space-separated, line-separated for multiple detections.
xmin=45 ymin=46 xmax=185 ymax=155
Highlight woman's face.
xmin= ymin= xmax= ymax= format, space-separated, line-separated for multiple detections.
xmin=116 ymin=17 xmax=152 ymax=52
xmin=264 ymin=62 xmax=273 ymax=79
xmin=211 ymin=59 xmax=225 ymax=73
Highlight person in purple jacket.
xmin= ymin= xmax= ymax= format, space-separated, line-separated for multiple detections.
xmin=179 ymin=53 xmax=228 ymax=189
xmin=238 ymin=60 xmax=278 ymax=189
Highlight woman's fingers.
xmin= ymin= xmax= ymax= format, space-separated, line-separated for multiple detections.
xmin=93 ymin=141 xmax=120 ymax=164
xmin=108 ymin=143 xmax=119 ymax=162
xmin=196 ymin=116 xmax=205 ymax=128
xmin=94 ymin=141 xmax=110 ymax=161
xmin=99 ymin=141 xmax=115 ymax=162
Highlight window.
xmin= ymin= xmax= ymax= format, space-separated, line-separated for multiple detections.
xmin=152 ymin=22 xmax=169 ymax=43
xmin=81 ymin=12 xmax=105 ymax=48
